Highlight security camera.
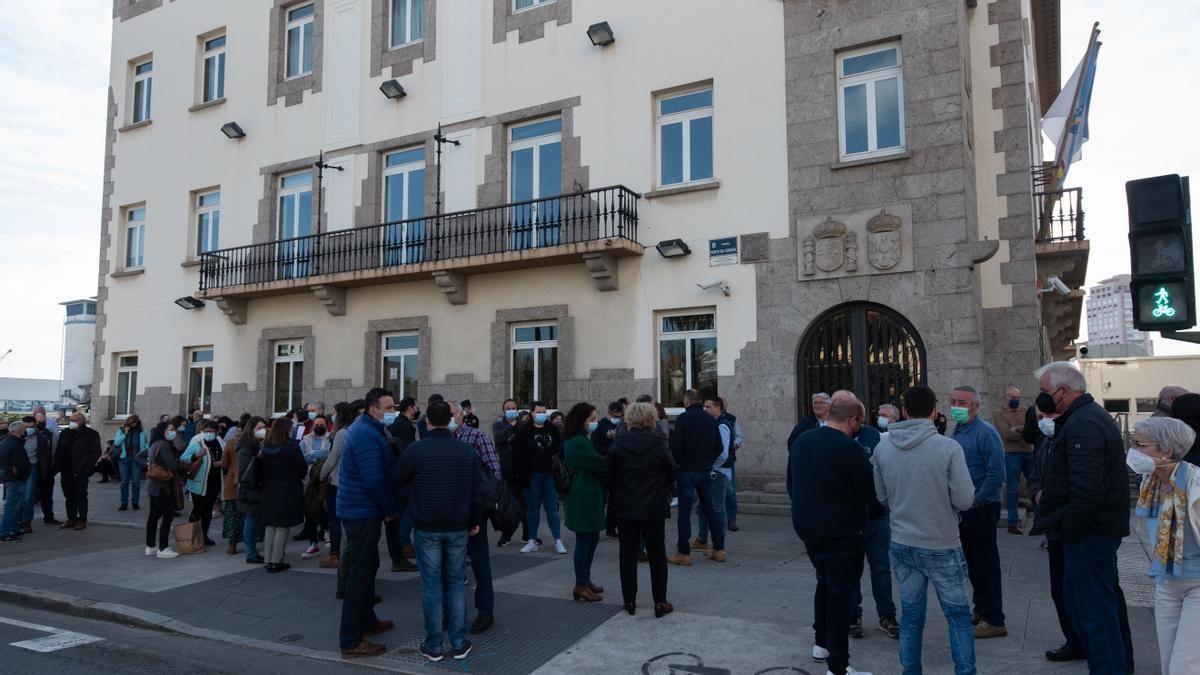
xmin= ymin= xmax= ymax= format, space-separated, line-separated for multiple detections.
xmin=697 ymin=279 xmax=731 ymax=296
xmin=1048 ymin=276 xmax=1070 ymax=296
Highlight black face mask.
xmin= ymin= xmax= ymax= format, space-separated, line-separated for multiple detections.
xmin=314 ymin=427 xmax=327 ymax=437
xmin=36 ymin=422 xmax=46 ymax=430
xmin=1035 ymin=391 xmax=1057 ymax=414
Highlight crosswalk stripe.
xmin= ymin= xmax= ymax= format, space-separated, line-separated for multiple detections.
xmin=0 ymin=616 xmax=105 ymax=652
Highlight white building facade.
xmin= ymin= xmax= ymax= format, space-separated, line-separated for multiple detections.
xmin=95 ymin=0 xmax=1074 ymax=486
xmin=1085 ymin=274 xmax=1154 ymax=356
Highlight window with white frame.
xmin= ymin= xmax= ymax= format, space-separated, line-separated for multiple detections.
xmin=381 ymin=334 xmax=419 ymax=400
xmin=115 ymin=353 xmax=138 ymax=417
xmin=285 ymin=3 xmax=315 ymax=79
xmin=837 ymin=43 xmax=904 ymax=160
xmin=278 ymin=171 xmax=312 ymax=277
xmin=511 ymin=323 xmax=557 ymax=409
xmin=514 ymin=0 xmax=553 ymax=11
xmin=272 ymin=341 xmax=304 ymax=415
xmin=382 ymin=148 xmax=426 ymax=264
xmin=390 ymin=0 xmax=424 ymax=48
xmin=132 ymin=59 xmax=153 ymax=123
xmin=125 ymin=207 xmax=145 ymax=269
xmin=196 ymin=190 xmax=220 ymax=255
xmin=187 ymin=347 xmax=214 ymax=413
xmin=202 ymin=35 xmax=226 ymax=102
xmin=658 ymin=312 xmax=717 ymax=411
xmin=657 ymin=88 xmax=713 ymax=187
xmin=509 ymin=118 xmax=562 ymax=249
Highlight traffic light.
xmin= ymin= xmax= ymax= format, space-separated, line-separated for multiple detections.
xmin=1126 ymin=174 xmax=1195 ymax=331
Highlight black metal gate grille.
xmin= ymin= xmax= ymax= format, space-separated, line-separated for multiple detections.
xmin=797 ymin=303 xmax=926 ymax=419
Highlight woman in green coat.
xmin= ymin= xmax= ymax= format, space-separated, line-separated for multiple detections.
xmin=563 ymin=402 xmax=605 ymax=602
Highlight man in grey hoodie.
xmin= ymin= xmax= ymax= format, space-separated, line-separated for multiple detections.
xmin=871 ymin=385 xmax=977 ymax=675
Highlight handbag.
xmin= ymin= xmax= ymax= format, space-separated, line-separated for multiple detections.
xmin=185 ymin=454 xmax=204 ymax=480
xmin=551 ymin=455 xmax=572 ymax=493
xmin=173 ymin=520 xmax=204 ymax=554
xmin=238 ymin=451 xmax=264 ymax=505
xmin=147 ymin=462 xmax=172 ymax=482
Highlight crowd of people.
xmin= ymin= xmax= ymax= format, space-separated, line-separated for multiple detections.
xmin=0 ymin=364 xmax=1197 ymax=674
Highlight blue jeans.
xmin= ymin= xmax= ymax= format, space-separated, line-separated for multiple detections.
xmin=385 ymin=503 xmax=414 ymax=561
xmin=852 ymin=517 xmax=897 ymax=621
xmin=1003 ymin=453 xmax=1034 ymax=524
xmin=676 ymin=471 xmax=723 ymax=553
xmin=1063 ymin=533 xmax=1126 ymax=674
xmin=325 ymin=485 xmax=341 ymax=553
xmin=243 ymin=513 xmax=263 ymax=560
xmin=2 ymin=480 xmax=22 ymax=536
xmin=573 ymin=531 xmax=600 ymax=587
xmin=696 ymin=471 xmax=728 ymax=543
xmin=725 ymin=464 xmax=737 ymax=521
xmin=19 ymin=469 xmax=38 ymax=524
xmin=525 ymin=473 xmax=561 ymax=541
xmin=414 ymin=529 xmax=469 ymax=653
xmin=119 ymin=457 xmax=141 ymax=506
xmin=891 ymin=543 xmax=975 ymax=675
xmin=338 ymin=518 xmax=382 ymax=650
xmin=467 ymin=521 xmax=494 ymax=615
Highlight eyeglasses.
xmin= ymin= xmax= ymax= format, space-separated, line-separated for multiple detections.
xmin=1132 ymin=439 xmax=1159 ymax=449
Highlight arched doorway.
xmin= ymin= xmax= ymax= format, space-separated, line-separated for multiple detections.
xmin=796 ymin=302 xmax=926 ymax=419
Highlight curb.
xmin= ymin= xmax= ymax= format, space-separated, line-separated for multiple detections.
xmin=0 ymin=583 xmax=422 ymax=674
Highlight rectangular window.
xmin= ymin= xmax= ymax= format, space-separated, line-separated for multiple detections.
xmin=1135 ymin=398 xmax=1160 ymax=413
xmin=273 ymin=341 xmax=304 ymax=415
xmin=382 ymin=148 xmax=426 ymax=264
xmin=657 ymin=88 xmax=713 ymax=187
xmin=285 ymin=3 xmax=315 ymax=79
xmin=187 ymin=347 xmax=214 ymax=413
xmin=381 ymin=333 xmax=419 ymax=400
xmin=514 ymin=0 xmax=553 ymax=10
xmin=278 ymin=171 xmax=313 ymax=278
xmin=196 ymin=190 xmax=220 ymax=255
xmin=509 ymin=118 xmax=562 ymax=250
xmin=1102 ymin=398 xmax=1130 ymax=414
xmin=658 ymin=312 xmax=717 ymax=410
xmin=125 ymin=207 xmax=145 ymax=269
xmin=115 ymin=354 xmax=138 ymax=417
xmin=390 ymin=0 xmax=424 ymax=48
xmin=837 ymin=43 xmax=904 ymax=160
xmin=511 ymin=323 xmax=557 ymax=409
xmin=202 ymin=35 xmax=226 ymax=102
xmin=132 ymin=59 xmax=153 ymax=123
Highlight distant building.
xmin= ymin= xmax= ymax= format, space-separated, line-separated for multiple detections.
xmin=60 ymin=298 xmax=97 ymax=406
xmin=1085 ymin=275 xmax=1153 ymax=356
xmin=0 ymin=378 xmax=62 ymax=415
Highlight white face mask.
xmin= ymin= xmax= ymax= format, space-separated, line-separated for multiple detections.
xmin=68 ymin=421 xmax=79 ymax=430
xmin=1038 ymin=418 xmax=1056 ymax=438
xmin=1125 ymin=447 xmax=1159 ymax=475
xmin=876 ymin=416 xmax=890 ymax=430
xmin=254 ymin=428 xmax=267 ymax=440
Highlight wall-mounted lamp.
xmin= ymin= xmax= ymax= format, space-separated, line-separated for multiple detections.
xmin=587 ymin=21 xmax=615 ymax=47
xmin=220 ymin=122 xmax=245 ymax=139
xmin=380 ymin=79 xmax=407 ymax=100
xmin=655 ymin=238 xmax=691 ymax=258
xmin=174 ymin=296 xmax=206 ymax=310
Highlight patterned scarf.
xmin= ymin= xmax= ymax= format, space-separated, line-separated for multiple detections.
xmin=1136 ymin=463 xmax=1187 ymax=574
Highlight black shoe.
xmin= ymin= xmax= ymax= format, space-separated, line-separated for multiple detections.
xmin=43 ymin=518 xmax=60 ymax=525
xmin=0 ymin=534 xmax=21 ymax=543
xmin=373 ymin=595 xmax=383 ymax=605
xmin=203 ymin=537 xmax=216 ymax=546
xmin=118 ymin=504 xmax=128 ymax=512
xmin=419 ymin=644 xmax=443 ymax=662
xmin=391 ymin=558 xmax=419 ymax=572
xmin=452 ymin=640 xmax=473 ymax=660
xmin=246 ymin=555 xmax=265 ymax=564
xmin=727 ymin=520 xmax=739 ymax=532
xmin=536 ymin=538 xmax=544 ymax=545
xmin=277 ymin=563 xmax=291 ymax=572
xmin=849 ymin=616 xmax=865 ymax=639
xmin=132 ymin=504 xmax=140 ymax=511
xmin=470 ymin=614 xmax=494 ymax=634
xmin=605 ymin=530 xmax=618 ymax=538
xmin=496 ymin=534 xmax=511 ymax=548
xmin=266 ymin=563 xmax=280 ymax=573
xmin=1045 ymin=643 xmax=1086 ymax=662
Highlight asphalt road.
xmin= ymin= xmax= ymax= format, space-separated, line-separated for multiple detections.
xmin=0 ymin=601 xmax=374 ymax=675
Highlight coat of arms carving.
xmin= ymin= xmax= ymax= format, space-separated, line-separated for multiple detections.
xmin=807 ymin=218 xmax=846 ymax=273
xmin=867 ymin=211 xmax=902 ymax=271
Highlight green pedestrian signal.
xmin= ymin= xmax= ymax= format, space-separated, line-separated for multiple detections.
xmin=1126 ymin=175 xmax=1195 ymax=331
xmin=1153 ymin=286 xmax=1176 ymax=318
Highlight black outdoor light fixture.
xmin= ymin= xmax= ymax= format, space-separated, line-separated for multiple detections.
xmin=380 ymin=79 xmax=407 ymax=100
xmin=174 ymin=296 xmax=205 ymax=310
xmin=220 ymin=122 xmax=245 ymax=139
xmin=655 ymin=238 xmax=691 ymax=259
xmin=587 ymin=21 xmax=615 ymax=47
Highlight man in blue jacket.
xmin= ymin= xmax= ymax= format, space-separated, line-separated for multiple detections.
xmin=949 ymin=385 xmax=1007 ymax=639
xmin=667 ymin=389 xmax=725 ymax=566
xmin=337 ymin=387 xmax=400 ymax=658
xmin=394 ymin=400 xmax=484 ymax=663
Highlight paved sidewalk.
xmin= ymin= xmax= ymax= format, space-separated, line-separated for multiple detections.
xmin=4 ymin=479 xmax=1162 ymax=674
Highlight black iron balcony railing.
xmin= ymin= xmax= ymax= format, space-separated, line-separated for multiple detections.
xmin=199 ymin=185 xmax=640 ymax=292
xmin=1032 ymin=165 xmax=1085 ymax=243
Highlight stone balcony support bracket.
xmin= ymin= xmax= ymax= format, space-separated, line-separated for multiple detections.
xmin=433 ymin=271 xmax=468 ymax=305
xmin=213 ymin=296 xmax=248 ymax=325
xmin=582 ymin=252 xmax=619 ymax=292
xmin=311 ymin=284 xmax=347 ymax=316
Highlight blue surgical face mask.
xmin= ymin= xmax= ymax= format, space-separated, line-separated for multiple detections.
xmin=504 ymin=410 xmax=519 ymax=421
xmin=202 ymin=432 xmax=216 ymax=442
xmin=534 ymin=413 xmax=549 ymax=425
xmin=382 ymin=411 xmax=398 ymax=425
xmin=25 ymin=427 xmax=35 ymax=437
xmin=307 ymin=412 xmax=317 ymax=421
xmin=166 ymin=431 xmax=177 ymax=441
xmin=448 ymin=420 xmax=459 ymax=432
xmin=1008 ymin=398 xmax=1020 ymax=409
xmin=587 ymin=421 xmax=599 ymax=433
xmin=876 ymin=416 xmax=890 ymax=430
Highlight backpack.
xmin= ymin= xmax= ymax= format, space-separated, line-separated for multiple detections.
xmin=10 ymin=443 xmax=31 ymax=482
xmin=480 ymin=462 xmax=522 ymax=535
xmin=551 ymin=454 xmax=572 ymax=493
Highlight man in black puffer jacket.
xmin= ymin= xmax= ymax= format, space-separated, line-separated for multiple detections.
xmin=667 ymin=389 xmax=724 ymax=565
xmin=1029 ymin=361 xmax=1129 ymax=675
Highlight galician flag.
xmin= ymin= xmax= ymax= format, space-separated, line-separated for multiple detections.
xmin=1042 ymin=25 xmax=1100 ymax=186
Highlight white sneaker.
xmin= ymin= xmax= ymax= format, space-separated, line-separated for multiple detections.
xmin=144 ymin=546 xmax=158 ymax=557
xmin=841 ymin=668 xmax=872 ymax=675
xmin=157 ymin=548 xmax=179 ymax=559
xmin=302 ymin=544 xmax=320 ymax=559
xmin=520 ymin=540 xmax=539 ymax=553
xmin=812 ymin=645 xmax=829 ymax=662
xmin=670 ymin=497 xmax=679 ymax=507
xmin=554 ymin=539 xmax=567 ymax=554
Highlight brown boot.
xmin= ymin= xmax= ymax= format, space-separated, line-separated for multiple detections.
xmin=319 ymin=553 xmax=341 ymax=569
xmin=59 ymin=520 xmax=77 ymax=530
xmin=586 ymin=581 xmax=604 ymax=595
xmin=572 ymin=586 xmax=602 ymax=602
xmin=708 ymin=549 xmax=727 ymax=563
xmin=74 ymin=520 xmax=87 ymax=530
xmin=341 ymin=639 xmax=386 ymax=658
xmin=690 ymin=538 xmax=710 ymax=552
xmin=973 ymin=621 xmax=1008 ymax=639
xmin=667 ymin=553 xmax=693 ymax=567
xmin=21 ymin=523 xmax=33 ymax=535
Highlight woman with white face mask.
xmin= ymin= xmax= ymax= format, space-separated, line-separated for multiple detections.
xmin=236 ymin=417 xmax=269 ymax=564
xmin=1129 ymin=417 xmax=1200 ymax=674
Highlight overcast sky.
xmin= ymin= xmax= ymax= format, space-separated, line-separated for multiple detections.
xmin=0 ymin=1 xmax=1196 ymax=381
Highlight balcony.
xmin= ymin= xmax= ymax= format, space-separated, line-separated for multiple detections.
xmin=1032 ymin=166 xmax=1090 ymax=359
xmin=197 ymin=185 xmax=642 ymax=324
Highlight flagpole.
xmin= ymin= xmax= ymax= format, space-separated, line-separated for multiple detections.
xmin=1040 ymin=22 xmax=1100 ymax=239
